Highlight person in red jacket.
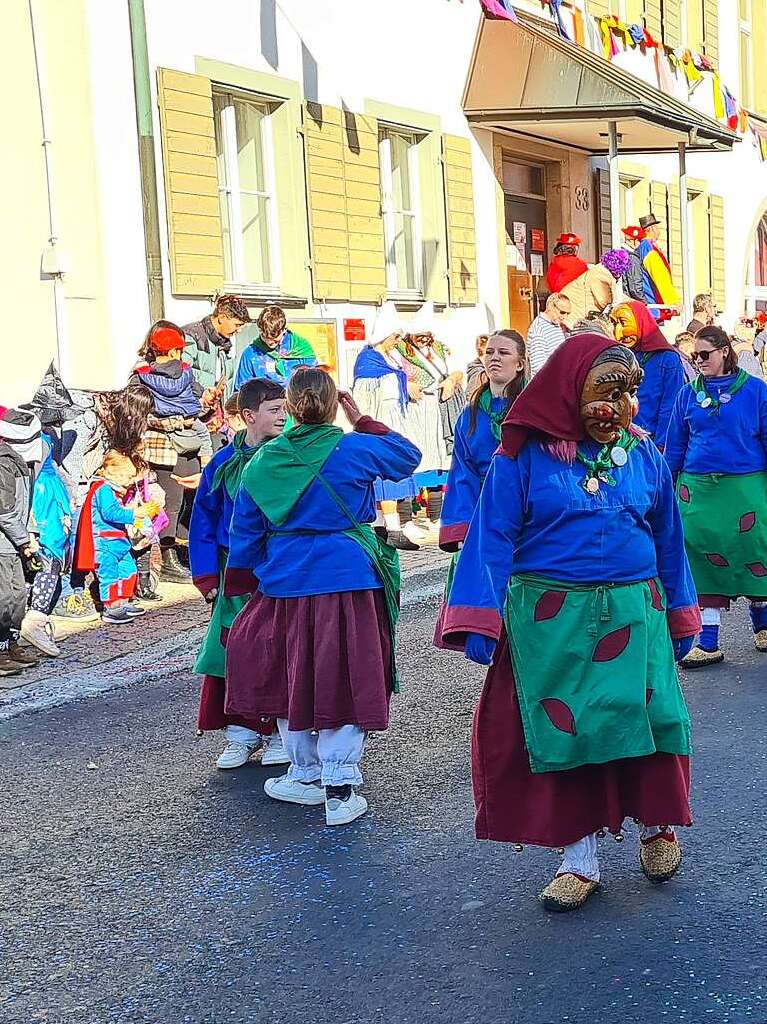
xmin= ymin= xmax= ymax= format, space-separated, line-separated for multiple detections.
xmin=545 ymin=233 xmax=587 ymax=294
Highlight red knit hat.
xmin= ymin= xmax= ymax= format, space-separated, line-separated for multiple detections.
xmin=622 ymin=225 xmax=646 ymax=241
xmin=150 ymin=326 xmax=185 ymax=354
xmin=555 ymin=232 xmax=582 ymax=246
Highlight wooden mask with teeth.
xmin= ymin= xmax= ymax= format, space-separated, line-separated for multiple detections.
xmin=580 ymin=346 xmax=643 ymax=444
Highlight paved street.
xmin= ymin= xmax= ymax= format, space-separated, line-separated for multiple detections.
xmin=2 ymin=581 xmax=765 ymax=1024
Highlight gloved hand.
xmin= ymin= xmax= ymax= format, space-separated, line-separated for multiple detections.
xmin=672 ymin=635 xmax=696 ymax=663
xmin=465 ymin=633 xmax=496 ymax=666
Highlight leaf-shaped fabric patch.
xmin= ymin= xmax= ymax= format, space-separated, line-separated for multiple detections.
xmin=647 ymin=579 xmax=665 ymax=612
xmin=739 ymin=512 xmax=757 ymax=533
xmin=534 ymin=590 xmax=567 ymax=622
xmin=678 ymin=484 xmax=691 ymax=503
xmin=746 ymin=562 xmax=767 ymax=578
xmin=593 ymin=625 xmax=631 ymax=662
xmin=705 ymin=553 xmax=729 ymax=567
xmin=539 ymin=697 xmax=577 ymax=736
xmin=646 ymin=688 xmax=654 ymax=705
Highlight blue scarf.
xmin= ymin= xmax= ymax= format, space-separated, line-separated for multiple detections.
xmin=353 ymin=346 xmax=409 ymax=413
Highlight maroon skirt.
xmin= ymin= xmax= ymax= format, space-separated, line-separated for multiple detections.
xmin=472 ymin=632 xmax=692 ymax=848
xmin=225 ymin=589 xmax=392 ymax=732
xmin=197 ymin=674 xmax=273 ymax=734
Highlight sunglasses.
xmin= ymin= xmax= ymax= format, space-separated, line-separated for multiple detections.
xmin=690 ymin=350 xmax=715 ymax=363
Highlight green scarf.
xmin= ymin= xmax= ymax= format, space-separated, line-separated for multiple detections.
xmin=242 ymin=423 xmax=343 ymax=524
xmin=478 ymin=387 xmax=510 ymax=442
xmin=210 ymin=431 xmax=260 ymax=499
xmin=254 ymin=332 xmax=317 ymax=378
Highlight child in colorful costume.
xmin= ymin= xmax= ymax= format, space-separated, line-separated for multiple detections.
xmin=636 ymin=213 xmax=680 ymax=322
xmin=663 ymin=326 xmax=767 ymax=665
xmin=224 ymin=369 xmax=420 ymax=827
xmin=439 ymin=334 xmax=700 ymax=912
xmin=73 ymin=452 xmax=158 ymax=625
xmin=189 ymin=379 xmax=290 ymax=770
xmin=611 ymin=299 xmax=687 ymax=447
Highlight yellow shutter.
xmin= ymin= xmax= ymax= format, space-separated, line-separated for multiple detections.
xmin=662 ymin=0 xmax=683 ymax=49
xmin=586 ymin=0 xmax=612 ymax=17
xmin=702 ymin=0 xmax=719 ymax=64
xmin=708 ymin=194 xmax=726 ymax=310
xmin=303 ymin=103 xmax=386 ymax=303
xmin=650 ymin=181 xmax=669 ymax=255
xmin=596 ymin=168 xmax=612 ymax=256
xmin=157 ymin=69 xmax=224 ymax=296
xmin=644 ymin=0 xmax=662 ymax=38
xmin=667 ymin=183 xmax=684 ymax=302
xmin=442 ymin=135 xmax=478 ymax=306
xmin=753 ymin=0 xmax=767 ymax=116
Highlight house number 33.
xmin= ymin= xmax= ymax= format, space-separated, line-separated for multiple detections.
xmin=575 ymin=186 xmax=590 ymax=211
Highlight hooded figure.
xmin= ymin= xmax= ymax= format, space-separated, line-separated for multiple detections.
xmin=438 ymin=333 xmax=700 ymax=913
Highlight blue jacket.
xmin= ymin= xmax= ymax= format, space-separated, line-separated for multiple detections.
xmin=235 ymin=331 xmax=317 ymax=389
xmin=635 ymin=350 xmax=687 ymax=446
xmin=135 ymin=360 xmax=202 ymax=418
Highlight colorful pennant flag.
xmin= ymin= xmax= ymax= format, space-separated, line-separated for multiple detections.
xmin=479 ymin=0 xmax=518 ymax=22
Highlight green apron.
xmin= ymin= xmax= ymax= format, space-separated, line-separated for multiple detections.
xmin=503 ymin=574 xmax=691 ymax=774
xmin=677 ymin=470 xmax=767 ymax=599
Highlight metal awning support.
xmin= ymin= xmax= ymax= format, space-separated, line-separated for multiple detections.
xmin=608 ymin=122 xmax=621 ymax=249
xmin=678 ymin=141 xmax=692 ymax=325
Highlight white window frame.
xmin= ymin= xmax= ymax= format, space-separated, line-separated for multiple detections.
xmin=213 ymin=89 xmax=281 ymax=293
xmin=739 ymin=0 xmax=754 ymax=111
xmin=379 ymin=127 xmax=423 ymax=299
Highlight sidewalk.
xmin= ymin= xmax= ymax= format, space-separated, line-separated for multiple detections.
xmin=0 ymin=545 xmax=450 ymax=720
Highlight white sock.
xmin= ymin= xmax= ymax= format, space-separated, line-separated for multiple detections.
xmin=558 ymin=833 xmax=600 ymax=882
xmin=639 ymin=824 xmax=673 ymax=842
xmin=383 ymin=512 xmax=401 ymax=532
xmin=701 ymin=607 xmax=721 ymax=626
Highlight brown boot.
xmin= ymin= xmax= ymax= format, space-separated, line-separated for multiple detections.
xmin=8 ymin=641 xmax=39 ymax=667
xmin=0 ymin=649 xmax=25 ymax=676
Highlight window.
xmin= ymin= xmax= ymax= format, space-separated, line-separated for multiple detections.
xmin=739 ymin=0 xmax=754 ymax=110
xmin=213 ymin=91 xmax=279 ymax=288
xmin=379 ymin=128 xmax=422 ymax=295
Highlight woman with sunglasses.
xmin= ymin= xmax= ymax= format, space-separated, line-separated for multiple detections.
xmin=664 ymin=326 xmax=767 ymax=666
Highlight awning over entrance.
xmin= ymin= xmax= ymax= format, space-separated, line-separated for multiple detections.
xmin=464 ymin=13 xmax=738 ymax=154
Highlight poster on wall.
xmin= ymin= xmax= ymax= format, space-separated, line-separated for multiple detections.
xmin=531 ymin=229 xmax=545 ymax=252
xmin=287 ymin=320 xmax=339 ymax=380
xmin=513 ymin=221 xmax=527 ymax=246
xmin=530 ymin=253 xmax=544 ymax=277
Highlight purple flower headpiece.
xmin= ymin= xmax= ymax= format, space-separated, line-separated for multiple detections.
xmin=601 ymin=248 xmax=631 ymax=279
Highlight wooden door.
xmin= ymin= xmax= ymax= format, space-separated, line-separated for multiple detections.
xmin=508 ymin=268 xmax=534 ymax=334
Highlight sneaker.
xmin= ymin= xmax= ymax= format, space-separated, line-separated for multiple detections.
xmin=216 ymin=738 xmax=262 ymax=770
xmin=264 ymin=774 xmax=325 ymax=806
xmin=261 ymin=732 xmax=291 ymax=767
xmin=102 ymin=606 xmax=133 ymax=625
xmin=325 ymin=788 xmax=368 ymax=826
xmin=7 ymin=642 xmax=39 ymax=667
xmin=20 ymin=613 xmax=61 ymax=657
xmin=124 ymin=602 xmax=147 ymax=618
xmin=136 ymin=572 xmax=162 ymax=603
xmin=402 ymin=520 xmax=428 ymax=545
xmin=52 ymin=593 xmax=99 ymax=622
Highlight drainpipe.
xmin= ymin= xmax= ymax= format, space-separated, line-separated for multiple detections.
xmin=28 ymin=0 xmax=70 ymax=381
xmin=678 ymin=140 xmax=692 ymax=326
xmin=128 ymin=0 xmax=165 ymax=321
xmin=607 ymin=121 xmax=621 ymax=250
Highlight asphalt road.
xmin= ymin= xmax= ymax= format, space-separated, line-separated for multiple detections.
xmin=2 ymin=594 xmax=765 ymax=1024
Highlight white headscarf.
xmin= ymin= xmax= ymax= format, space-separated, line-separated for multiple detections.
xmin=371 ymin=302 xmax=404 ymax=345
xmin=0 ymin=409 xmax=44 ymax=464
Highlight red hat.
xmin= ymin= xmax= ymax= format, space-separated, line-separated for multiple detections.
xmin=756 ymin=311 xmax=767 ymax=327
xmin=555 ymin=232 xmax=582 ymax=246
xmin=150 ymin=326 xmax=185 ymax=354
xmin=622 ymin=225 xmax=646 ymax=241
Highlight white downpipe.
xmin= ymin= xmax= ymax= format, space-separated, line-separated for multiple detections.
xmin=678 ymin=141 xmax=692 ymax=326
xmin=28 ymin=0 xmax=70 ymax=382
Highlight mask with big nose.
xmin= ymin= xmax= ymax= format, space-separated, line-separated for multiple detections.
xmin=579 ymin=347 xmax=643 ymax=445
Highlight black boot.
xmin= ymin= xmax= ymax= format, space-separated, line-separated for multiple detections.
xmin=159 ymin=546 xmax=192 ymax=583
xmin=386 ymin=530 xmax=419 ymax=552
xmin=136 ymin=572 xmax=163 ymax=602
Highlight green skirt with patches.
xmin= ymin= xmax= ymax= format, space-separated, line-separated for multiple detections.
xmin=677 ymin=471 xmax=767 ymax=600
xmin=503 ymin=574 xmax=691 ymax=774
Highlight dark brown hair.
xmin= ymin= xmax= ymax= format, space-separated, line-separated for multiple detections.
xmin=95 ymin=384 xmax=153 ymax=459
xmin=696 ymin=325 xmax=738 ymax=373
xmin=286 ymin=367 xmax=337 ymax=425
xmin=139 ymin=320 xmax=185 ymax=362
xmin=468 ymin=330 xmax=526 ymax=436
xmin=214 ymin=294 xmax=251 ymax=322
xmin=257 ymin=305 xmax=287 ymax=339
xmin=237 ymin=378 xmax=285 ymax=413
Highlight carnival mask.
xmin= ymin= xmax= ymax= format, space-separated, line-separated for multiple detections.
xmin=580 ymin=350 xmax=643 ymax=444
xmin=610 ymin=303 xmax=639 ymax=348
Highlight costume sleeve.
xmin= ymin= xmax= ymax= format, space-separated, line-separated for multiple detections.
xmin=224 ymin=487 xmax=267 ymax=596
xmin=439 ymin=417 xmax=482 ymax=552
xmin=353 ymin=430 xmax=421 ymax=482
xmin=647 ymin=449 xmax=700 ymax=637
xmin=95 ymin=486 xmax=137 ymax=527
xmin=661 ymin=387 xmax=690 ymax=474
xmin=189 ymin=463 xmax=222 ymax=592
xmin=440 ymin=453 xmax=526 ymax=645
xmin=655 ymin=354 xmax=688 ymax=450
xmin=0 ymin=463 xmax=30 ymax=548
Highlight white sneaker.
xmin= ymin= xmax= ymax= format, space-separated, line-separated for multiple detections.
xmin=264 ymin=774 xmax=325 ymax=806
xmin=325 ymin=791 xmax=368 ymax=826
xmin=402 ymin=520 xmax=428 ymax=543
xmin=261 ymin=732 xmax=290 ymax=766
xmin=20 ymin=613 xmax=60 ymax=657
xmin=216 ymin=739 xmax=261 ymax=770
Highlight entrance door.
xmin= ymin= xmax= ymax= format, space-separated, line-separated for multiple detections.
xmin=502 ymin=160 xmax=548 ymax=334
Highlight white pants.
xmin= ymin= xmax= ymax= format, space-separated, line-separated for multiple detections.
xmin=277 ymin=719 xmax=365 ymax=786
xmin=559 ymin=824 xmax=670 ymax=883
xmin=702 ymin=601 xmax=767 ymax=627
xmin=225 ymin=724 xmax=262 ymax=745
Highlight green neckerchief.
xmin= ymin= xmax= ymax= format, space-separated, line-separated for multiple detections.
xmin=576 ymin=428 xmax=640 ymax=494
xmin=252 ymin=332 xmax=317 ymax=378
xmin=478 ymin=387 xmax=511 ymax=442
xmin=210 ymin=430 xmax=260 ymax=499
xmin=242 ymin=423 xmax=343 ymax=524
xmin=691 ymin=369 xmax=749 ymax=413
